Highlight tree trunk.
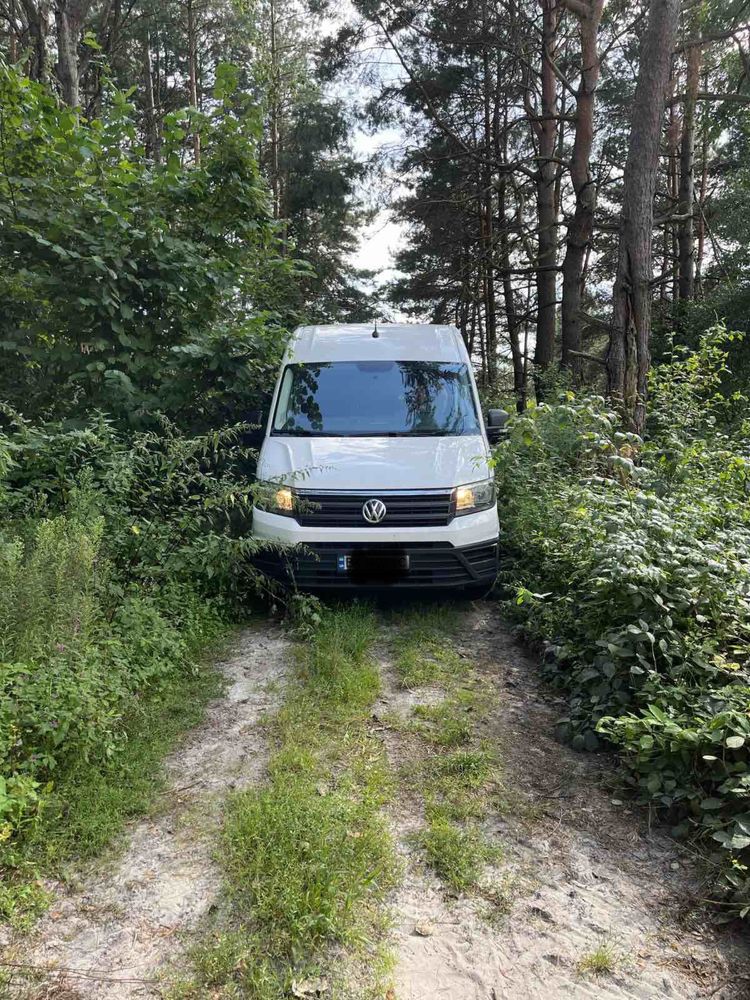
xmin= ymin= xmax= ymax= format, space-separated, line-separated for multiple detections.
xmin=677 ymin=43 xmax=701 ymax=300
xmin=500 ymin=201 xmax=525 ymax=411
xmin=22 ymin=0 xmax=50 ymax=83
xmin=269 ymin=0 xmax=281 ymax=219
xmin=668 ymin=87 xmax=681 ymax=301
xmin=481 ymin=21 xmax=498 ymax=386
xmin=607 ymin=0 xmax=680 ymax=433
xmin=498 ymin=116 xmax=525 ymax=411
xmin=560 ymin=0 xmax=604 ymax=377
xmin=533 ymin=0 xmax=560 ymax=389
xmin=695 ymin=75 xmax=709 ymax=296
xmin=186 ymin=0 xmax=200 ymax=164
xmin=54 ymin=0 xmax=92 ymax=107
xmin=142 ymin=24 xmax=159 ymax=160
xmin=8 ymin=0 xmax=19 ymax=61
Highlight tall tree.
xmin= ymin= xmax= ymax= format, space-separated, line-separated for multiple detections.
xmin=676 ymin=41 xmax=701 ymax=301
xmin=607 ymin=0 xmax=681 ymax=431
xmin=54 ymin=0 xmax=93 ymax=106
xmin=529 ymin=0 xmax=560 ymax=383
xmin=559 ymin=0 xmax=605 ymax=377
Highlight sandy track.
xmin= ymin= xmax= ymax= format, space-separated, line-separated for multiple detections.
xmin=5 ymin=604 xmax=750 ymax=1000
xmin=3 ymin=622 xmax=291 ymax=999
xmin=376 ymin=603 xmax=750 ymax=1000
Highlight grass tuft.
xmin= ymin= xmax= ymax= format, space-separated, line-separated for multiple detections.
xmin=223 ymin=775 xmax=397 ymax=956
xmin=390 ymin=604 xmax=463 ymax=689
xmin=576 ymin=938 xmax=620 ymax=976
xmin=413 ymin=699 xmax=473 ymax=747
xmin=420 ymin=810 xmax=501 ymax=892
xmin=433 ymin=748 xmax=496 ymax=787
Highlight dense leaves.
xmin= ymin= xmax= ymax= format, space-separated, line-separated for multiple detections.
xmin=0 ymin=61 xmax=295 ymax=426
xmin=0 ymin=59 xmax=289 ymax=862
xmin=0 ymin=408 xmax=278 ymax=848
xmin=494 ymin=329 xmax=750 ymax=918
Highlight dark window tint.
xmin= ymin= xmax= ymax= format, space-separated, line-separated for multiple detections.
xmin=272 ymin=361 xmax=480 ymax=437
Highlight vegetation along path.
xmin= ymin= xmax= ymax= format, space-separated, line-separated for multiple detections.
xmin=4 ymin=603 xmax=749 ymax=999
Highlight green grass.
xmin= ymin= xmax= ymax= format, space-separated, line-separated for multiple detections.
xmin=414 ymin=701 xmax=472 ymax=747
xmin=433 ymin=748 xmax=496 ymax=787
xmin=0 ymin=658 xmax=223 ymax=929
xmin=422 ymin=746 xmax=501 ymax=822
xmin=420 ymin=810 xmax=501 ymax=892
xmin=173 ymin=603 xmax=400 ymax=998
xmin=412 ymin=684 xmax=491 ymax=747
xmin=389 ymin=604 xmax=463 ymax=689
xmin=223 ymin=776 xmax=395 ymax=956
xmin=387 ymin=608 xmax=507 ymax=899
xmin=576 ymin=939 xmax=621 ymax=976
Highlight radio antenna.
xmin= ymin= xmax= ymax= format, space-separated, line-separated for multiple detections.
xmin=372 ymin=318 xmax=380 ymax=338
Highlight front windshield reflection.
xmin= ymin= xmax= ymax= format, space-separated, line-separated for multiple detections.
xmin=271 ymin=361 xmax=481 ymax=437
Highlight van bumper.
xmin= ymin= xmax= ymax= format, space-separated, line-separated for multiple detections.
xmin=251 ymin=506 xmax=499 ymax=591
xmin=252 ymin=539 xmax=498 ymax=590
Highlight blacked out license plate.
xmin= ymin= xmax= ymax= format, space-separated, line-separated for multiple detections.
xmin=339 ymin=551 xmax=410 ymax=583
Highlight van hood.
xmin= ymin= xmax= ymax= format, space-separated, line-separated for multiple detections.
xmin=257 ymin=435 xmax=491 ymax=491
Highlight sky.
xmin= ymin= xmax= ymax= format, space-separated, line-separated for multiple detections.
xmin=320 ymin=4 xmax=409 ymax=304
xmin=350 ymin=128 xmax=407 ymax=295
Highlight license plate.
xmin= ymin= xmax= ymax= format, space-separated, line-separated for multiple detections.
xmin=339 ymin=551 xmax=409 ymax=581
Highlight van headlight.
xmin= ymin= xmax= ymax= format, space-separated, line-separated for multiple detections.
xmin=255 ymin=481 xmax=295 ymax=516
xmin=453 ymin=479 xmax=496 ymax=515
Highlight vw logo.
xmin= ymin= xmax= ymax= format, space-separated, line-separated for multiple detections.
xmin=362 ymin=498 xmax=387 ymax=524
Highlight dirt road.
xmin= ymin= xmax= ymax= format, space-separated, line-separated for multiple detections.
xmin=2 ymin=624 xmax=291 ymax=998
xmin=4 ymin=604 xmax=749 ymax=999
xmin=378 ymin=606 xmax=749 ymax=1000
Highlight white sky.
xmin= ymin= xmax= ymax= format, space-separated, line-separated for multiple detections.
xmin=350 ymin=128 xmax=407 ymax=290
xmin=320 ymin=5 xmax=408 ymax=294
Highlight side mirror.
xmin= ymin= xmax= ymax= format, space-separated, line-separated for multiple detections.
xmin=486 ymin=408 xmax=510 ymax=444
xmin=245 ymin=408 xmax=267 ymax=449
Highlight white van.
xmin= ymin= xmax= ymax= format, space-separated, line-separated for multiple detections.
xmin=251 ymin=324 xmax=507 ymax=591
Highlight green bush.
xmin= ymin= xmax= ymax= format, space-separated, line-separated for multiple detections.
xmin=0 ymin=500 xmax=225 ymax=842
xmin=0 ymin=59 xmax=294 ymax=426
xmin=494 ymin=328 xmax=750 ymax=919
xmin=0 ymin=414 xmax=264 ymax=845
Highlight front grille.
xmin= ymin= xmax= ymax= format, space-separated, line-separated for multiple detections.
xmin=294 ymin=490 xmax=454 ymax=528
xmin=253 ymin=541 xmax=498 ymax=589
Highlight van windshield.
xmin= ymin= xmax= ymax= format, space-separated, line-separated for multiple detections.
xmin=272 ymin=361 xmax=481 ymax=437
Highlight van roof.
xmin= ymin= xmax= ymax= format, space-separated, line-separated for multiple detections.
xmin=287 ymin=324 xmax=468 ymax=364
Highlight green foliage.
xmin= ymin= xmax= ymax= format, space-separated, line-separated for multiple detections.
xmin=0 ymin=403 xmax=261 ymax=920
xmin=0 ymin=59 xmax=294 ymax=426
xmin=0 ymin=411 xmax=270 ymax=601
xmin=494 ymin=329 xmax=750 ymax=919
xmin=420 ymin=810 xmax=499 ymax=891
xmin=0 ymin=499 xmax=226 ymax=842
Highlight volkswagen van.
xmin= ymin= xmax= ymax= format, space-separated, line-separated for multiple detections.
xmin=251 ymin=324 xmax=506 ymax=591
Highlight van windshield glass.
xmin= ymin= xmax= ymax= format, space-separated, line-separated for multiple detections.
xmin=272 ymin=361 xmax=481 ymax=437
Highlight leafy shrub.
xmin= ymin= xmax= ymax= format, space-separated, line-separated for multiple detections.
xmin=0 ymin=411 xmax=273 ymax=604
xmin=0 ymin=59 xmax=294 ymax=426
xmin=494 ymin=328 xmax=750 ymax=919
xmin=0 ymin=409 xmax=264 ymax=844
xmin=0 ymin=499 xmax=226 ymax=841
